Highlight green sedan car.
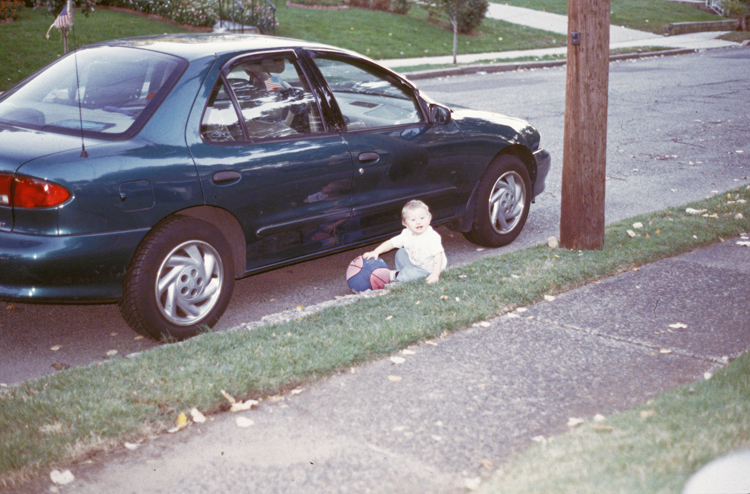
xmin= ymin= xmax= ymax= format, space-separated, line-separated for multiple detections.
xmin=0 ymin=33 xmax=550 ymax=340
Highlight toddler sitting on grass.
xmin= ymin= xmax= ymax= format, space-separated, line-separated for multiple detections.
xmin=363 ymin=200 xmax=447 ymax=284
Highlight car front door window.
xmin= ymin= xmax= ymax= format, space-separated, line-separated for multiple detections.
xmin=312 ymin=57 xmax=423 ymax=131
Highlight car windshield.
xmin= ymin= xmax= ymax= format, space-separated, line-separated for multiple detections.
xmin=0 ymin=45 xmax=185 ymax=139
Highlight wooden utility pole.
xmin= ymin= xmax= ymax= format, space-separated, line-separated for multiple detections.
xmin=560 ymin=0 xmax=611 ymax=250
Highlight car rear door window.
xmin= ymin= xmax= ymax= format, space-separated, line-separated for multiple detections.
xmin=201 ymin=55 xmax=323 ymax=143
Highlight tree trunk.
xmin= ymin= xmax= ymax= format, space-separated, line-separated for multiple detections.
xmin=560 ymin=0 xmax=611 ymax=250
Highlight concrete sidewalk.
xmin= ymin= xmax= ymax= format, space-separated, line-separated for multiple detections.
xmin=43 ymin=236 xmax=750 ymax=494
xmin=381 ymin=4 xmax=738 ymax=69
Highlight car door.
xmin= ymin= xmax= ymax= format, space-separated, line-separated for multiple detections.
xmin=188 ymin=51 xmax=358 ymax=272
xmin=306 ymin=52 xmax=467 ymax=240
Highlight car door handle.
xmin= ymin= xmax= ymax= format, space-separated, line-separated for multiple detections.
xmin=212 ymin=170 xmax=241 ymax=185
xmin=358 ymin=152 xmax=380 ymax=163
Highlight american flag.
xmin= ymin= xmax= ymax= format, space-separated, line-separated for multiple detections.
xmin=264 ymin=76 xmax=283 ymax=92
xmin=46 ymin=0 xmax=73 ymax=39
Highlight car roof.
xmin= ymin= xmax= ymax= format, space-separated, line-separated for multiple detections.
xmin=85 ymin=33 xmax=353 ymax=62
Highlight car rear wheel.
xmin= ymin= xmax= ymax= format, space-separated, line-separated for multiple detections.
xmin=119 ymin=216 xmax=235 ymax=340
xmin=463 ymin=154 xmax=531 ymax=247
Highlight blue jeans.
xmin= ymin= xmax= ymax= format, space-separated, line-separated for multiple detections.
xmin=394 ymin=248 xmax=430 ymax=283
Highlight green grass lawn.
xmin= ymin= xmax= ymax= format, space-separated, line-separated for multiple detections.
xmin=499 ymin=0 xmax=722 ymax=33
xmin=0 ymin=8 xmax=193 ymax=90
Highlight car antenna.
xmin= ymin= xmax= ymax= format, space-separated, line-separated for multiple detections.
xmin=70 ymin=27 xmax=88 ymax=158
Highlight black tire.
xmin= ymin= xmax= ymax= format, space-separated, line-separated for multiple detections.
xmin=463 ymin=154 xmax=531 ymax=247
xmin=119 ymin=215 xmax=235 ymax=341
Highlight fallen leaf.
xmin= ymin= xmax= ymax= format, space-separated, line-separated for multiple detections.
xmin=386 ymin=315 xmax=393 ymax=320
xmin=737 ymin=241 xmax=750 ymax=247
xmin=544 ymin=295 xmax=556 ymax=302
xmin=190 ymin=408 xmax=206 ymax=423
xmin=567 ymin=417 xmax=585 ymax=427
xmin=686 ymin=208 xmax=707 ymax=215
xmin=291 ymin=388 xmax=303 ymax=395
xmin=401 ymin=349 xmax=416 ymax=355
xmin=124 ymin=442 xmax=139 ymax=451
xmin=387 ymin=375 xmax=402 ymax=382
xmin=105 ymin=350 xmax=118 ymax=357
xmin=632 ymin=222 xmax=643 ymax=229
xmin=547 ymin=236 xmax=559 ymax=249
xmin=480 ymin=459 xmax=494 ymax=469
xmin=736 ymin=213 xmax=745 ymax=220
xmin=390 ymin=356 xmax=406 ymax=364
xmin=531 ymin=435 xmax=546 ymax=443
xmin=473 ymin=321 xmax=491 ymax=328
xmin=296 ymin=305 xmax=304 ymax=310
xmin=704 ymin=372 xmax=713 ymax=380
xmin=50 ymin=469 xmax=75 ymax=485
xmin=50 ymin=345 xmax=62 ymax=352
xmin=134 ymin=336 xmax=145 ymax=341
xmin=511 ymin=274 xmax=521 ymax=279
xmin=236 ymin=416 xmax=254 ymax=428
xmin=167 ymin=412 xmax=189 ymax=433
xmin=640 ymin=409 xmax=656 ymax=419
xmin=464 ymin=477 xmax=482 ymax=491
xmin=659 ymin=349 xmax=672 ymax=354
xmin=221 ymin=389 xmax=258 ymax=412
xmin=668 ymin=323 xmax=688 ymax=329
xmin=627 ymin=229 xmax=637 ymax=238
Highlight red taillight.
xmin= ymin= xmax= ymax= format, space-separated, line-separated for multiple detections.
xmin=0 ymin=173 xmax=71 ymax=208
xmin=0 ymin=174 xmax=11 ymax=206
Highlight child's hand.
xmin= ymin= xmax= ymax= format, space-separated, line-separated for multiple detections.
xmin=362 ymin=251 xmax=377 ymax=260
xmin=425 ymin=273 xmax=440 ymax=284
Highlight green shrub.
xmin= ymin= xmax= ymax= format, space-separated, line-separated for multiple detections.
xmin=444 ymin=0 xmax=487 ymax=34
xmin=34 ymin=0 xmax=97 ymax=18
xmin=392 ymin=0 xmax=409 ymax=14
xmin=423 ymin=0 xmax=488 ymax=34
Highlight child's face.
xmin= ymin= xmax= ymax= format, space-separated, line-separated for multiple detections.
xmin=402 ymin=207 xmax=431 ymax=235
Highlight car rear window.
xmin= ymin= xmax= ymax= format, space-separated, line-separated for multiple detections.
xmin=0 ymin=46 xmax=186 ymax=139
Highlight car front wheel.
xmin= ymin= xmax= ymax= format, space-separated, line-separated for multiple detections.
xmin=119 ymin=216 xmax=235 ymax=340
xmin=464 ymin=154 xmax=531 ymax=247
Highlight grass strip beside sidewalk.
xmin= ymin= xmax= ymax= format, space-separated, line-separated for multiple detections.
xmin=480 ymin=349 xmax=750 ymax=494
xmin=2 ymin=185 xmax=750 ymax=488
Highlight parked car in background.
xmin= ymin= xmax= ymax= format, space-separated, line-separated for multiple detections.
xmin=0 ymin=34 xmax=550 ymax=340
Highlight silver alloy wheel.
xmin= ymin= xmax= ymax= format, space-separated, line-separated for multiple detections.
xmin=488 ymin=170 xmax=527 ymax=235
xmin=154 ymin=240 xmax=224 ymax=326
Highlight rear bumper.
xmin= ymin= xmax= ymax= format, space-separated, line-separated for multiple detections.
xmin=532 ymin=148 xmax=551 ymax=199
xmin=0 ymin=228 xmax=148 ymax=302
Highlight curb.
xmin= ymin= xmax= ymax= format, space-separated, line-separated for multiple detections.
xmin=402 ymin=47 xmax=704 ymax=80
xmin=666 ymin=19 xmax=739 ymax=35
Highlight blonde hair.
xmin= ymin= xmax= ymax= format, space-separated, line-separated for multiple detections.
xmin=401 ymin=199 xmax=431 ymax=222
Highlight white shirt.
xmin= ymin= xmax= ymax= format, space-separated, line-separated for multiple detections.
xmin=390 ymin=226 xmax=447 ymax=272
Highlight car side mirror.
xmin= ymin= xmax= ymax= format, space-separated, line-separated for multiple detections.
xmin=429 ymin=104 xmax=451 ymax=125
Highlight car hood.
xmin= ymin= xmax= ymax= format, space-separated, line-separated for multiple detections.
xmin=0 ymin=124 xmax=86 ymax=174
xmin=451 ymin=108 xmax=541 ymax=149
